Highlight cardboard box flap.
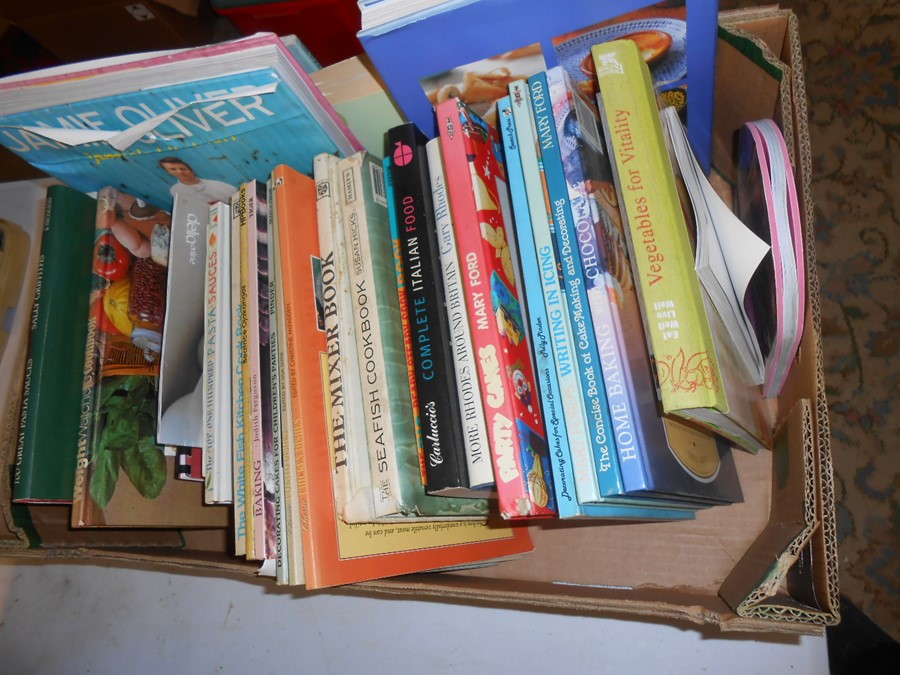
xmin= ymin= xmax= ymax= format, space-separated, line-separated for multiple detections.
xmin=712 ymin=18 xmax=791 ymax=183
xmin=720 ymin=399 xmax=837 ymax=624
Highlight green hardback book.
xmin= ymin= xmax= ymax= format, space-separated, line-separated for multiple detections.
xmin=13 ymin=185 xmax=97 ymax=503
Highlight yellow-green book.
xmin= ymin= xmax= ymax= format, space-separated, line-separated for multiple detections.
xmin=591 ymin=39 xmax=769 ymax=453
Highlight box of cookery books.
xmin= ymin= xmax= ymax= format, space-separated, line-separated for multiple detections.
xmin=0 ymin=9 xmax=838 ymax=634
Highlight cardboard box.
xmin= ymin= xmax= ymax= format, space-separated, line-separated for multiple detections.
xmin=0 ymin=1 xmax=215 ymax=64
xmin=0 ymin=8 xmax=839 ymax=634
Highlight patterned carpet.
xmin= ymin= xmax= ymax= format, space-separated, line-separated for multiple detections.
xmin=722 ymin=0 xmax=900 ymax=640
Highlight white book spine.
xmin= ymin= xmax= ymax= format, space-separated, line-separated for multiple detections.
xmin=425 ymin=138 xmax=494 ymax=490
xmin=213 ymin=201 xmax=234 ymax=504
xmin=315 ymin=153 xmax=375 ymax=523
xmin=339 ymin=153 xmax=401 ymax=518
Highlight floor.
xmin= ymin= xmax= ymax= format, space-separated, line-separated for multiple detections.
xmin=0 ymin=558 xmax=828 ymax=674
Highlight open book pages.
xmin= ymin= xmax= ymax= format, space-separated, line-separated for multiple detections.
xmin=660 ymin=106 xmax=769 ymax=387
xmin=736 ymin=119 xmax=806 ymax=399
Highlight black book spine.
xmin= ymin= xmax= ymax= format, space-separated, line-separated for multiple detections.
xmin=387 ymin=122 xmax=470 ymax=494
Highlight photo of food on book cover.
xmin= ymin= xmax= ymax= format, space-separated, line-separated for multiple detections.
xmin=72 ymin=187 xmax=228 ymax=528
xmin=416 ymin=2 xmax=694 ymax=143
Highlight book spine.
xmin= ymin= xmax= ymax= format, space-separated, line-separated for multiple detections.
xmin=547 ymin=67 xmax=644 ymax=495
xmin=498 ymin=94 xmax=575 ymax=515
xmin=212 ymin=202 xmax=234 ymax=504
xmin=16 ymin=185 xmax=96 ymax=503
xmin=250 ymin=181 xmax=277 ymax=560
xmin=269 ymin=174 xmax=304 ymax=584
xmin=234 ymin=185 xmax=255 ymax=557
xmin=436 ymin=97 xmax=555 ymax=519
xmin=272 ymin=164 xmax=327 ymax=588
xmin=202 ymin=204 xmax=219 ymax=503
xmin=340 ymin=152 xmax=412 ymax=518
xmin=528 ymin=72 xmax=615 ymax=502
xmin=387 ymin=122 xmax=472 ymax=496
xmin=509 ymin=79 xmax=598 ymax=510
xmin=265 ymin=177 xmax=289 ymax=584
xmin=591 ymin=40 xmax=725 ymax=414
xmin=425 ymin=137 xmax=494 ymax=491
xmin=316 ymin=153 xmax=375 ymax=524
xmin=384 ymin=154 xmax=428 ymax=491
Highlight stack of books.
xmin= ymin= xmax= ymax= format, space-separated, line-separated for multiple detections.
xmin=1 ymin=6 xmax=801 ymax=590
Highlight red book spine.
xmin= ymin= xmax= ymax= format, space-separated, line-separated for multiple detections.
xmin=436 ymin=98 xmax=555 ymax=518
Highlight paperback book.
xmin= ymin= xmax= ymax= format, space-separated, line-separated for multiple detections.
xmin=661 ymin=106 xmax=769 ymax=388
xmin=229 ymin=186 xmax=249 ymax=556
xmin=158 ymin=192 xmax=208 ymax=449
xmin=313 ymin=152 xmax=376 ymax=524
xmin=736 ymin=118 xmax=806 ymax=399
xmin=203 ymin=200 xmax=233 ymax=504
xmin=0 ymin=33 xmax=361 ymax=212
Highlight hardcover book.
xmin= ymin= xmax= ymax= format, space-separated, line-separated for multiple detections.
xmin=71 ymin=187 xmax=229 ymax=528
xmin=0 ymin=33 xmax=361 ymax=212
xmin=386 ymin=122 xmax=480 ymax=498
xmin=592 ymin=39 xmax=771 ymax=454
xmin=13 ymin=185 xmax=96 ymax=504
xmin=274 ymin=163 xmax=528 ymax=589
xmin=358 ymin=0 xmax=719 ymax=171
xmin=424 ymin=137 xmax=495 ymax=491
xmin=338 ymin=151 xmax=489 ymax=520
xmin=158 ymin=192 xmax=208 ymax=449
xmin=436 ymin=97 xmax=556 ymax=519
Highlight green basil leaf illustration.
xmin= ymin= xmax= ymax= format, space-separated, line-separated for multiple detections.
xmin=121 ymin=436 xmax=167 ymax=500
xmin=88 ymin=445 xmax=120 ymax=508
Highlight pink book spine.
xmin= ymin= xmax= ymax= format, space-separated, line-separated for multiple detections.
xmin=436 ymin=98 xmax=554 ymax=519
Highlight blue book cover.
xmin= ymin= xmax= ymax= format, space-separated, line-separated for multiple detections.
xmin=0 ymin=39 xmax=361 ymax=212
xmin=528 ymin=70 xmax=619 ymax=502
xmin=359 ymin=0 xmax=719 ymax=171
xmin=499 ymin=94 xmax=693 ymax=520
xmin=546 ymin=65 xmax=642 ymax=497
